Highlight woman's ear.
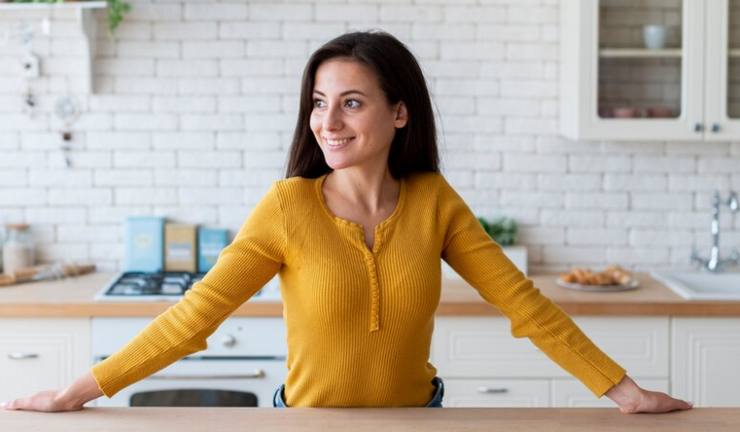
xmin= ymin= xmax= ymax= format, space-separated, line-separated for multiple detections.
xmin=394 ymin=102 xmax=408 ymax=129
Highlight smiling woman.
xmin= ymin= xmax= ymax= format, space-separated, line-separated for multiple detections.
xmin=3 ymin=31 xmax=692 ymax=413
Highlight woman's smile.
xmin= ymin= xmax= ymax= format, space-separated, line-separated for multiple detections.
xmin=322 ymin=136 xmax=355 ymax=150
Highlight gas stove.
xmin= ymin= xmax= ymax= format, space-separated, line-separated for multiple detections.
xmin=95 ymin=271 xmax=281 ymax=302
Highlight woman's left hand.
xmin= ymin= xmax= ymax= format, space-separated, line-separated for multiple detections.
xmin=606 ymin=375 xmax=693 ymax=414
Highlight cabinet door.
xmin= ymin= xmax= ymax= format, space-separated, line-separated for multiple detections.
xmin=551 ymin=378 xmax=669 ymax=407
xmin=432 ymin=317 xmax=669 ymax=378
xmin=560 ymin=0 xmax=704 ymax=140
xmin=704 ymin=0 xmax=740 ymax=140
xmin=0 ymin=319 xmax=90 ymax=402
xmin=672 ymin=318 xmax=740 ymax=407
xmin=442 ymin=379 xmax=549 ymax=408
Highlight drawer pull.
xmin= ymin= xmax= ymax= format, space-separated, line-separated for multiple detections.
xmin=148 ymin=369 xmax=266 ymax=380
xmin=477 ymin=386 xmax=509 ymax=394
xmin=8 ymin=352 xmax=39 ymax=360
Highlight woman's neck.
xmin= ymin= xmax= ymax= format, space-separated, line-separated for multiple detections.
xmin=324 ymin=166 xmax=399 ymax=214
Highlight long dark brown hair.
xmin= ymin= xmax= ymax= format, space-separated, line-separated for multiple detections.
xmin=285 ymin=31 xmax=439 ymax=179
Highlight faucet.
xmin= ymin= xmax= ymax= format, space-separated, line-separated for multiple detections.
xmin=691 ymin=190 xmax=739 ymax=272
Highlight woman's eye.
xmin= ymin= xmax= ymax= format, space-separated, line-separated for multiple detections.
xmin=312 ymin=99 xmax=326 ymax=109
xmin=345 ymin=99 xmax=361 ymax=109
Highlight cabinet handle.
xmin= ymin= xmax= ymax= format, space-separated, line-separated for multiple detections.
xmin=711 ymin=123 xmax=721 ymax=133
xmin=148 ymin=369 xmax=266 ymax=380
xmin=694 ymin=122 xmax=704 ymax=132
xmin=477 ymin=386 xmax=509 ymax=394
xmin=8 ymin=352 xmax=39 ymax=360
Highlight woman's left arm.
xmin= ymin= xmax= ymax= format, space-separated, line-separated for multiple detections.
xmin=606 ymin=375 xmax=692 ymax=414
xmin=436 ymin=176 xmax=692 ymax=414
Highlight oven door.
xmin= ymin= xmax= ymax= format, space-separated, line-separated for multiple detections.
xmin=95 ymin=357 xmax=286 ymax=408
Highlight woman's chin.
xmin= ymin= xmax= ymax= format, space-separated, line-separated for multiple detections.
xmin=323 ymin=157 xmax=353 ymax=171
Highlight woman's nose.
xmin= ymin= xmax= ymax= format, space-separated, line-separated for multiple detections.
xmin=323 ymin=105 xmax=343 ymax=130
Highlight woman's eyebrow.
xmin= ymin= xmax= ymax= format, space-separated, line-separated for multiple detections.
xmin=313 ymin=89 xmax=368 ymax=97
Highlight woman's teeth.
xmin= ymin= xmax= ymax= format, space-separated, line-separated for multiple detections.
xmin=325 ymin=137 xmax=353 ymax=147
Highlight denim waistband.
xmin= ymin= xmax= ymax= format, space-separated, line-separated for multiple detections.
xmin=272 ymin=376 xmax=444 ymax=408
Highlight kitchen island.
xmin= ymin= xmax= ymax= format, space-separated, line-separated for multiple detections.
xmin=0 ymin=407 xmax=738 ymax=432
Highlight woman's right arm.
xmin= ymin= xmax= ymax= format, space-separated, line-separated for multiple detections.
xmin=3 ymin=182 xmax=288 ymax=412
xmin=2 ymin=371 xmax=103 ymax=412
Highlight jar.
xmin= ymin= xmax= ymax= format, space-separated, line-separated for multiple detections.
xmin=2 ymin=223 xmax=35 ymax=275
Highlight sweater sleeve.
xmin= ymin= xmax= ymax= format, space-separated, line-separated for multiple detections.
xmin=438 ymin=176 xmax=626 ymax=397
xmin=91 ymin=182 xmax=287 ymax=397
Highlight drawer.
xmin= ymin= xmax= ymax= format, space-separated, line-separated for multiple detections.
xmin=92 ymin=317 xmax=287 ymax=357
xmin=0 ymin=319 xmax=90 ymax=402
xmin=432 ymin=317 xmax=669 ymax=378
xmin=441 ymin=378 xmax=550 ymax=407
xmin=551 ymin=378 xmax=669 ymax=407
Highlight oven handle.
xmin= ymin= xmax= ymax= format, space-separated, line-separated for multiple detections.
xmin=148 ymin=369 xmax=266 ymax=380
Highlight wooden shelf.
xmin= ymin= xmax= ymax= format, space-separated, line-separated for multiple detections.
xmin=0 ymin=1 xmax=107 ymax=93
xmin=730 ymin=49 xmax=740 ymax=58
xmin=599 ymin=48 xmax=682 ymax=59
xmin=0 ymin=1 xmax=106 ymax=11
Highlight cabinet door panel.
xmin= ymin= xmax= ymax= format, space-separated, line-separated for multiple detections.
xmin=442 ymin=379 xmax=549 ymax=408
xmin=432 ymin=317 xmax=669 ymax=378
xmin=0 ymin=319 xmax=90 ymax=402
xmin=704 ymin=0 xmax=740 ymax=140
xmin=672 ymin=318 xmax=740 ymax=407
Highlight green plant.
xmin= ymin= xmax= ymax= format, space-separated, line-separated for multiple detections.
xmin=12 ymin=0 xmax=131 ymax=34
xmin=106 ymin=0 xmax=131 ymax=34
xmin=478 ymin=216 xmax=518 ymax=246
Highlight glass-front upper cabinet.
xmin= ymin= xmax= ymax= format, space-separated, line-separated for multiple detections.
xmin=560 ymin=0 xmax=740 ymax=141
xmin=704 ymin=0 xmax=740 ymax=140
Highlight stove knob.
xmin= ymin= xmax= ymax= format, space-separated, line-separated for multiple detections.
xmin=221 ymin=334 xmax=237 ymax=348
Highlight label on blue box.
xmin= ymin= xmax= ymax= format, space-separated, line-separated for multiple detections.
xmin=198 ymin=227 xmax=229 ymax=273
xmin=125 ymin=216 xmax=165 ymax=272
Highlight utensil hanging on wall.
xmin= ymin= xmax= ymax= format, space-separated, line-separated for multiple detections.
xmin=54 ymin=94 xmax=80 ymax=167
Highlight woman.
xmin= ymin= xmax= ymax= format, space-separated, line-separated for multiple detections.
xmin=3 ymin=31 xmax=691 ymax=413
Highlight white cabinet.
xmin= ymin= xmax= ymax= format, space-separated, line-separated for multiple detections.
xmin=443 ymin=379 xmax=550 ymax=408
xmin=672 ymin=318 xmax=740 ymax=407
xmin=432 ymin=316 xmax=670 ymax=407
xmin=0 ymin=319 xmax=91 ymax=402
xmin=560 ymin=0 xmax=740 ymax=141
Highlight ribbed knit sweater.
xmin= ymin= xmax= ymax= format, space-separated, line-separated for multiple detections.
xmin=91 ymin=172 xmax=626 ymax=407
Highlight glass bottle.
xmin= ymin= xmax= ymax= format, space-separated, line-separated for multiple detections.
xmin=2 ymin=224 xmax=35 ymax=275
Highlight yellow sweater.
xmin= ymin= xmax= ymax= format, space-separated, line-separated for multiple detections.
xmin=91 ymin=172 xmax=626 ymax=407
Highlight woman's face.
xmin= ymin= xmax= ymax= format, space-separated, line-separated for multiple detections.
xmin=310 ymin=58 xmax=407 ymax=173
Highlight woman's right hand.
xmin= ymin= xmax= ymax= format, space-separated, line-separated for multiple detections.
xmin=1 ymin=389 xmax=83 ymax=412
xmin=1 ymin=371 xmax=103 ymax=412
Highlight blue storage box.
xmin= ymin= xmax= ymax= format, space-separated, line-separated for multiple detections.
xmin=125 ymin=216 xmax=165 ymax=272
xmin=198 ymin=227 xmax=229 ymax=273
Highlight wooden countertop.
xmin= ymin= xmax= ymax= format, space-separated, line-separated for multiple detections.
xmin=1 ymin=271 xmax=740 ymax=317
xmin=1 ymin=408 xmax=738 ymax=432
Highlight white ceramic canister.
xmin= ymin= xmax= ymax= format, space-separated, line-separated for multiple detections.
xmin=2 ymin=223 xmax=35 ymax=275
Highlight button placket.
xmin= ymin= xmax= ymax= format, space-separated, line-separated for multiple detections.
xmin=365 ymin=251 xmax=380 ymax=332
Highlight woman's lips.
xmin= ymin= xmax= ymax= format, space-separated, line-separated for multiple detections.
xmin=323 ymin=136 xmax=354 ymax=150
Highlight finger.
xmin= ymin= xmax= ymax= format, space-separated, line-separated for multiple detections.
xmin=3 ymin=398 xmax=23 ymax=410
xmin=669 ymin=398 xmax=693 ymax=411
xmin=654 ymin=394 xmax=693 ymax=413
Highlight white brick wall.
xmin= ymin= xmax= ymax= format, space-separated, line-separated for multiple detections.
xmin=0 ymin=0 xmax=738 ymax=274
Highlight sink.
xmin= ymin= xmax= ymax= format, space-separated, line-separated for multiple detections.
xmin=651 ymin=271 xmax=740 ymax=300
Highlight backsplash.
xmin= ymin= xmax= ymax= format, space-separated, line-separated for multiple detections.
xmin=0 ymin=0 xmax=738 ymax=274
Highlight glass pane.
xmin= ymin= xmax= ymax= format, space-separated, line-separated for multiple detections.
xmin=597 ymin=0 xmax=683 ymax=119
xmin=729 ymin=0 xmax=740 ymax=119
xmin=130 ymin=389 xmax=258 ymax=407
